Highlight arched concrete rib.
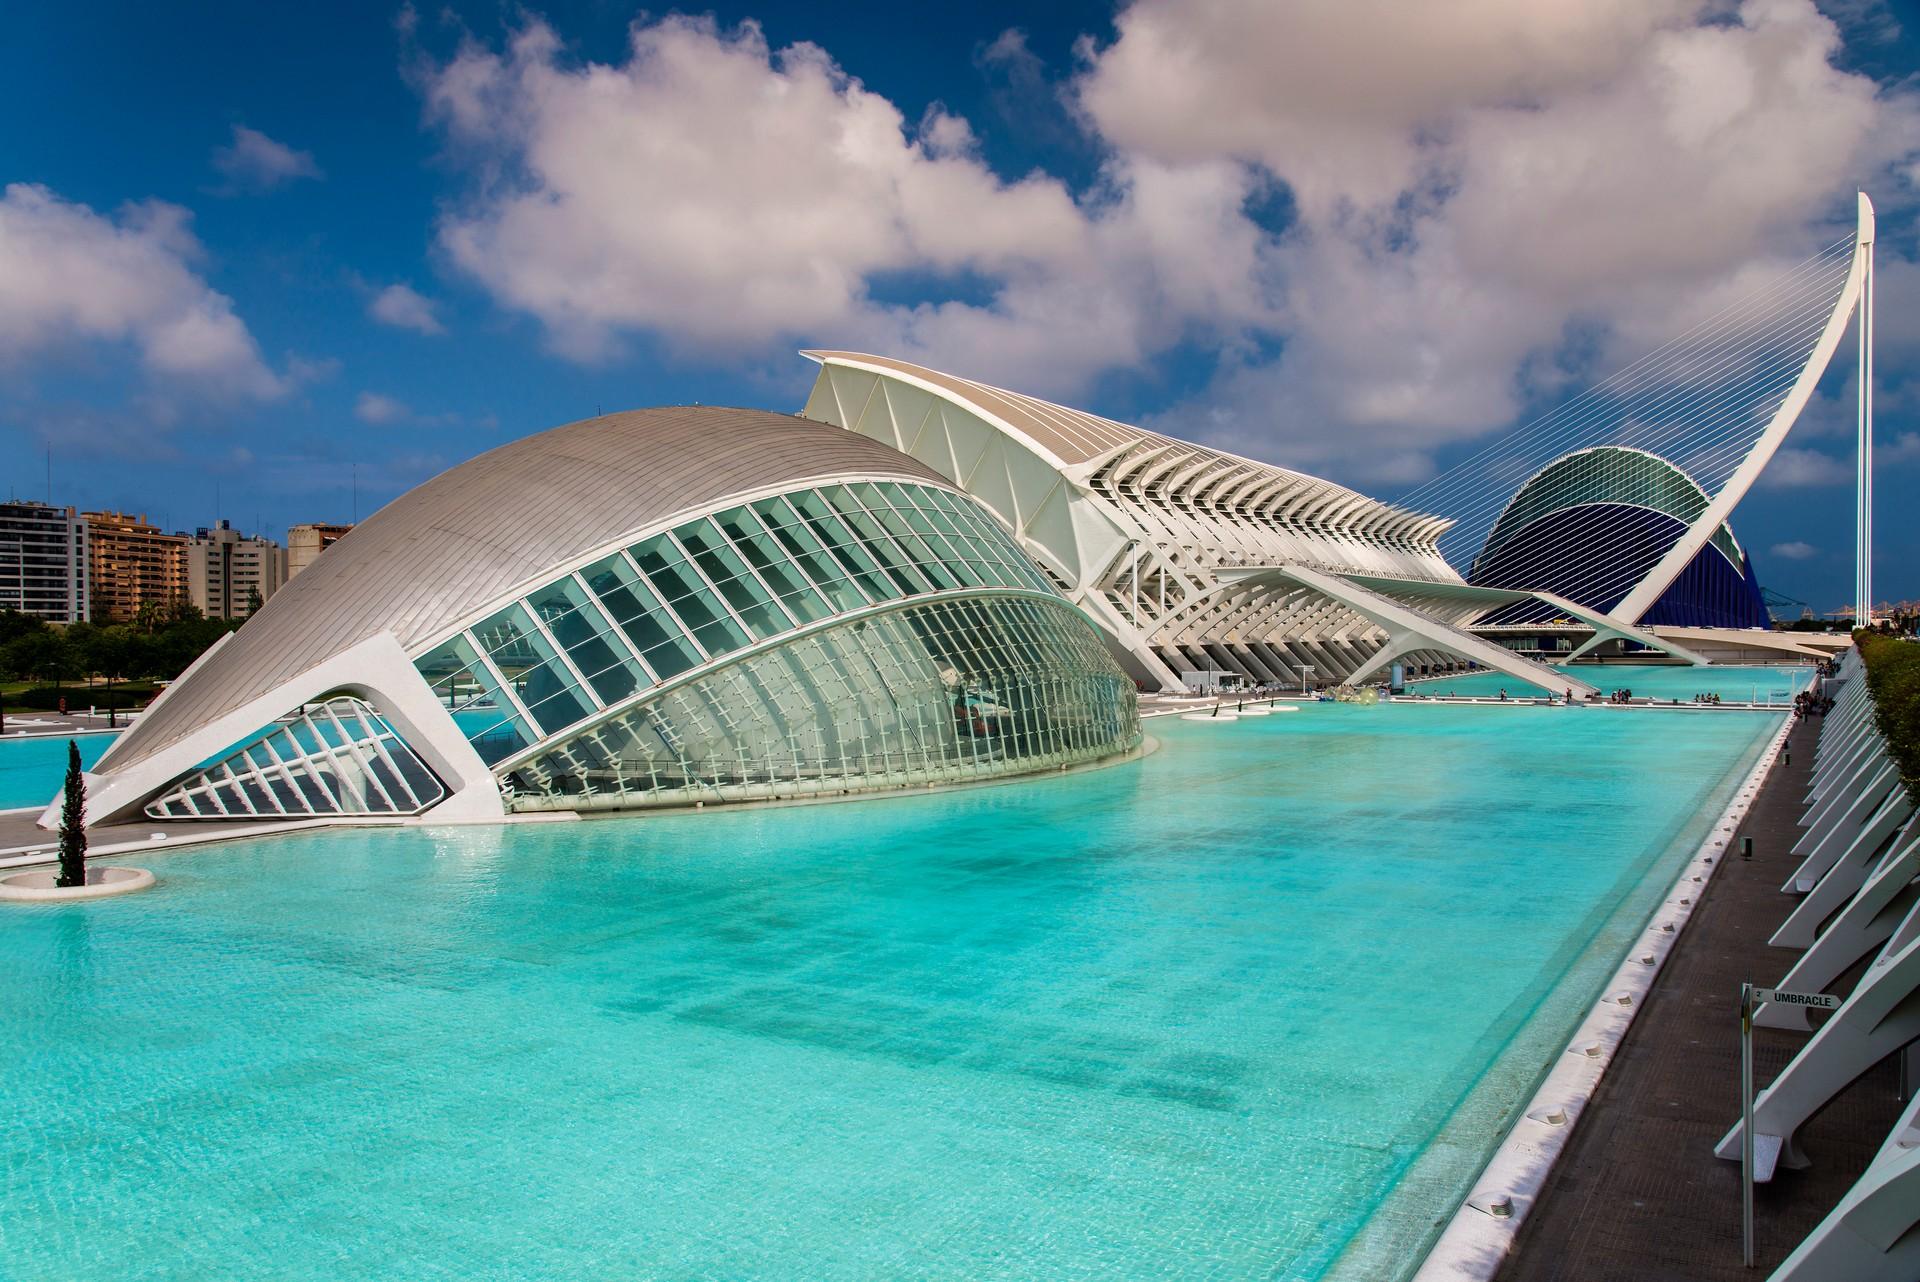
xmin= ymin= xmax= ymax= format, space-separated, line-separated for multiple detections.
xmin=1219 ymin=565 xmax=1599 ymax=698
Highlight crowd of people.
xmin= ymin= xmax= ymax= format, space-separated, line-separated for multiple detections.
xmin=1794 ymin=688 xmax=1836 ymax=718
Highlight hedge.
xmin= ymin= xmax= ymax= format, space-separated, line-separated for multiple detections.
xmin=1857 ymin=631 xmax=1920 ymax=806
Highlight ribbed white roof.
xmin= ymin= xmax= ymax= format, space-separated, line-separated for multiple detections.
xmin=100 ymin=407 xmax=948 ymax=774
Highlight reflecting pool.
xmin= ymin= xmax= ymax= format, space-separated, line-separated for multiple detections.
xmin=2 ymin=700 xmax=1781 ymax=1280
xmin=1414 ymin=662 xmax=1811 ymax=703
xmin=0 ymin=733 xmax=114 ymax=810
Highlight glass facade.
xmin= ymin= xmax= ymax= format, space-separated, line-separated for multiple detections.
xmin=413 ymin=480 xmax=1061 ymax=768
xmin=404 ymin=477 xmax=1139 ymax=812
xmin=146 ymin=697 xmax=446 ymax=820
xmin=505 ymin=594 xmax=1138 ymax=810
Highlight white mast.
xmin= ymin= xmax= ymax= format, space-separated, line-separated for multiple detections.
xmin=1857 ymin=192 xmax=1875 ymax=625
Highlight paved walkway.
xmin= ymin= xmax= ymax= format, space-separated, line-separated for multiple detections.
xmin=1498 ymin=717 xmax=1906 ymax=1280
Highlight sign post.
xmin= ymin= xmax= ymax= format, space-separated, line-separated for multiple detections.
xmin=1739 ymin=984 xmax=1840 ymax=1267
xmin=1298 ymin=664 xmax=1314 ymax=697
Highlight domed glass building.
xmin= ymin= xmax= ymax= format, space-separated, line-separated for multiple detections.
xmin=72 ymin=408 xmax=1140 ymax=828
xmin=1468 ymin=446 xmax=1768 ymax=630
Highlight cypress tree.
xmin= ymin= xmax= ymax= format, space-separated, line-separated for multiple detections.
xmin=56 ymin=739 xmax=87 ymax=889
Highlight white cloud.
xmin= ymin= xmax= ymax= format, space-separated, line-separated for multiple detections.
xmin=368 ymin=283 xmax=445 ymax=335
xmin=354 ymin=390 xmax=459 ymax=428
xmin=354 ymin=391 xmax=410 ymax=424
xmin=424 ymin=17 xmax=1084 ymax=359
xmin=1759 ymin=446 xmax=1853 ymax=486
xmin=415 ymin=15 xmax=1283 ymax=393
xmin=1771 ymin=539 xmax=1819 ymax=559
xmin=0 ymin=183 xmax=285 ymax=401
xmin=412 ymin=3 xmax=1916 ymax=482
xmin=211 ymin=125 xmax=323 ymax=192
xmin=1079 ymin=0 xmax=1916 ymax=479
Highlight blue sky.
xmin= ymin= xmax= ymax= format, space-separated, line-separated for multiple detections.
xmin=1 ymin=0 xmax=1915 ymax=612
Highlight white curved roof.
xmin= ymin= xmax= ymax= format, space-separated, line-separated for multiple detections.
xmin=100 ymin=407 xmax=949 ymax=774
xmin=802 ymin=350 xmax=1450 ymax=548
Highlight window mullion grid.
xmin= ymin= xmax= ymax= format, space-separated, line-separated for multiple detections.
xmin=471 ymin=636 xmax=543 ymax=747
xmin=320 ymin=701 xmax=402 ymax=813
xmin=617 ymin=547 xmax=713 ymax=664
xmin=665 ymin=528 xmax=756 ymax=639
xmin=842 ymin=486 xmax=937 ymax=594
xmin=252 ymin=724 xmax=315 ymax=816
xmin=715 ymin=511 xmax=814 ymax=631
xmin=764 ymin=492 xmax=876 ymax=609
xmin=571 ymin=569 xmax=658 ymax=683
xmin=348 ymin=702 xmax=424 ymax=811
xmin=521 ymin=596 xmax=605 ymax=717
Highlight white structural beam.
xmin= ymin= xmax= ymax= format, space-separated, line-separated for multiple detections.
xmin=1615 ymin=195 xmax=1874 ymax=622
xmin=1221 ymin=565 xmax=1600 ymax=697
xmin=1717 ymin=905 xmax=1920 ymax=1177
xmin=50 ymin=630 xmax=504 ymax=829
xmin=1340 ymin=573 xmax=1710 ymax=665
xmin=1768 ymin=1088 xmax=1920 ymax=1281
xmin=1756 ymin=828 xmax=1920 ymax=1030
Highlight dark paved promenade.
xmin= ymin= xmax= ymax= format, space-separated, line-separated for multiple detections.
xmin=1499 ymin=719 xmax=1906 ymax=1280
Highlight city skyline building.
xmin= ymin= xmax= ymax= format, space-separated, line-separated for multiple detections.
xmin=0 ymin=501 xmax=88 ymax=623
xmin=185 ymin=520 xmax=285 ymax=621
xmin=286 ymin=522 xmax=353 ymax=579
xmin=83 ymin=510 xmax=188 ymax=623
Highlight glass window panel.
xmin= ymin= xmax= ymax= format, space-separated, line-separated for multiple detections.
xmin=821 ymin=485 xmax=930 ymax=595
xmin=475 ymin=605 xmax=596 ymax=735
xmin=639 ymin=549 xmax=749 ymax=658
xmin=581 ymin=554 xmax=705 ymax=672
xmin=754 ymin=497 xmax=871 ymax=613
xmin=713 ymin=507 xmax=833 ymax=623
xmin=858 ymin=488 xmax=958 ymax=591
xmin=528 ymin=577 xmax=646 ymax=704
xmin=673 ymin=520 xmax=794 ymax=640
xmin=785 ymin=491 xmax=898 ymax=602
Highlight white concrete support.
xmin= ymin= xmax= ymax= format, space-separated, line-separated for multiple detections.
xmin=1857 ymin=205 xmax=1875 ymax=624
xmin=1757 ymin=830 xmax=1920 ymax=1030
xmin=1228 ymin=565 xmax=1599 ymax=698
xmin=1771 ymin=795 xmax=1914 ymax=949
xmin=1766 ymin=1082 xmax=1920 ymax=1282
xmin=48 ymin=630 xmax=504 ymax=828
xmin=1716 ymin=913 xmax=1920 ymax=1176
xmin=1788 ymin=759 xmax=1901 ymax=894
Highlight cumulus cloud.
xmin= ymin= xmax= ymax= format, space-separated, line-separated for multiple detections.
xmin=411 ymin=3 xmax=1915 ymax=481
xmin=1771 ymin=539 xmax=1820 ymax=559
xmin=414 ymin=15 xmax=1281 ymax=392
xmin=211 ymin=125 xmax=323 ymax=192
xmin=1082 ymin=0 xmax=1915 ymax=478
xmin=0 ymin=183 xmax=285 ymax=401
xmin=354 ymin=391 xmax=410 ymax=424
xmin=368 ymin=282 xmax=445 ymax=334
xmin=354 ymin=390 xmax=459 ymax=427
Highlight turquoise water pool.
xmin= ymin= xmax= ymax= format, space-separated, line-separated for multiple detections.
xmin=0 ymin=734 xmax=114 ymax=810
xmin=2 ymin=701 xmax=1779 ymax=1280
xmin=1416 ymin=662 xmax=1811 ymax=703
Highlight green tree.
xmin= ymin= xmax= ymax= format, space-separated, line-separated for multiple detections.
xmin=5 ymin=629 xmax=75 ymax=688
xmin=55 ymin=740 xmax=87 ymax=889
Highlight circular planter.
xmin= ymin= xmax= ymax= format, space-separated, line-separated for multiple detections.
xmin=0 ymin=866 xmax=155 ymax=902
